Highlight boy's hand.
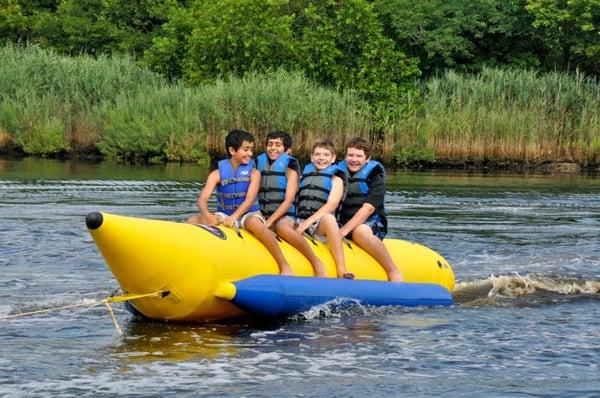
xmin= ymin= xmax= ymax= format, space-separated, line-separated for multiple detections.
xmin=224 ymin=215 xmax=238 ymax=228
xmin=339 ymin=226 xmax=351 ymax=238
xmin=204 ymin=212 xmax=218 ymax=225
xmin=295 ymin=220 xmax=309 ymax=235
xmin=265 ymin=218 xmax=274 ymax=229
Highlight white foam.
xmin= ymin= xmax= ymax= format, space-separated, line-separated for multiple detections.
xmin=455 ymin=273 xmax=600 ymax=299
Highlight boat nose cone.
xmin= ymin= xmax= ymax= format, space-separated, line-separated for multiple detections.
xmin=86 ymin=212 xmax=104 ymax=230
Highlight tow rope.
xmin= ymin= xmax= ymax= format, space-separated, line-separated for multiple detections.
xmin=0 ymin=290 xmax=169 ymax=335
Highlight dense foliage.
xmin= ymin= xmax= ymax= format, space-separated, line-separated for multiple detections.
xmin=1 ymin=0 xmax=599 ymax=165
xmin=3 ymin=0 xmax=600 ymax=95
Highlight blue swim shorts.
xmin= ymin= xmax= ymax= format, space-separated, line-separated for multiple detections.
xmin=365 ymin=217 xmax=386 ymax=240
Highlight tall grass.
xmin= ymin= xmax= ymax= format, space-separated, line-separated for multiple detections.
xmin=393 ymin=68 xmax=600 ymax=165
xmin=1 ymin=45 xmax=599 ymax=165
xmin=0 ymin=45 xmax=371 ymax=161
xmin=0 ymin=44 xmax=164 ymax=155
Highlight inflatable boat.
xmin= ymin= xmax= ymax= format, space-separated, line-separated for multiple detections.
xmin=86 ymin=212 xmax=455 ymax=322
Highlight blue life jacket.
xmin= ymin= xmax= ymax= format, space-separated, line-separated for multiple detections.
xmin=297 ymin=163 xmax=346 ymax=219
xmin=337 ymin=160 xmax=387 ymax=226
xmin=256 ymin=153 xmax=300 ymax=217
xmin=216 ymin=159 xmax=260 ymax=216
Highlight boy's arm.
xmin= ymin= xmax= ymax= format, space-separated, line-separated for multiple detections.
xmin=197 ymin=170 xmax=220 ymax=224
xmin=265 ymin=167 xmax=298 ymax=228
xmin=296 ymin=175 xmax=344 ymax=233
xmin=339 ymin=172 xmax=384 ymax=236
xmin=339 ymin=203 xmax=375 ymax=237
xmin=225 ymin=168 xmax=261 ymax=225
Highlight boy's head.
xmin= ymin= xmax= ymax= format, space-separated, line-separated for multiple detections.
xmin=225 ymin=129 xmax=255 ymax=163
xmin=310 ymin=139 xmax=337 ymax=170
xmin=344 ymin=137 xmax=371 ymax=173
xmin=345 ymin=137 xmax=371 ymax=158
xmin=265 ymin=130 xmax=292 ymax=161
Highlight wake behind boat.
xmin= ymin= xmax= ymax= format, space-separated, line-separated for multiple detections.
xmin=86 ymin=212 xmax=455 ymax=322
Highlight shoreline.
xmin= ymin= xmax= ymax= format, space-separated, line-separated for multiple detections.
xmin=1 ymin=153 xmax=597 ymax=175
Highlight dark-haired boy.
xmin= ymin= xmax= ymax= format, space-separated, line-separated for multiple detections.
xmin=187 ymin=129 xmax=293 ymax=275
xmin=256 ymin=131 xmax=326 ymax=277
xmin=338 ymin=137 xmax=403 ymax=282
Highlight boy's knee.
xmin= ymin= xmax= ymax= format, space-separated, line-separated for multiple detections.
xmin=244 ymin=215 xmax=261 ymax=230
xmin=275 ymin=221 xmax=292 ymax=235
xmin=353 ymin=224 xmax=376 ymax=241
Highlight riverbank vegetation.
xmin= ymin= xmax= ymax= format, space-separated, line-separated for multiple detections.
xmin=1 ymin=0 xmax=599 ymax=167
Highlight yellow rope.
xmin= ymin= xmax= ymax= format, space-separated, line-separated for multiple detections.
xmin=0 ymin=290 xmax=168 ymax=334
xmin=0 ymin=300 xmax=105 ymax=319
xmin=104 ymin=301 xmax=122 ymax=335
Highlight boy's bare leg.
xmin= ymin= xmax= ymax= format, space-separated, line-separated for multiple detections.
xmin=187 ymin=214 xmax=206 ymax=224
xmin=351 ymin=224 xmax=403 ymax=282
xmin=276 ymin=220 xmax=327 ymax=277
xmin=245 ymin=215 xmax=293 ymax=276
xmin=318 ymin=215 xmax=354 ymax=279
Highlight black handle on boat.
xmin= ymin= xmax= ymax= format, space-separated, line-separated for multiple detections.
xmin=86 ymin=212 xmax=104 ymax=230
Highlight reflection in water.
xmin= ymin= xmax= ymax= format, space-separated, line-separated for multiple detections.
xmin=110 ymin=306 xmax=396 ymax=365
xmin=0 ymin=158 xmax=210 ymax=181
xmin=111 ymin=321 xmax=244 ymax=363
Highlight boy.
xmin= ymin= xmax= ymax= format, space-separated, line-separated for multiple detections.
xmin=187 ymin=129 xmax=293 ymax=276
xmin=256 ymin=131 xmax=326 ymax=277
xmin=295 ymin=139 xmax=354 ymax=279
xmin=337 ymin=137 xmax=403 ymax=282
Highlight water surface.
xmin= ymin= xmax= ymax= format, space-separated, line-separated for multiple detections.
xmin=1 ymin=158 xmax=599 ymax=396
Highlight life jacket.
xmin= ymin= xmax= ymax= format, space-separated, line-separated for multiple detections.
xmin=216 ymin=159 xmax=260 ymax=216
xmin=256 ymin=153 xmax=300 ymax=217
xmin=337 ymin=160 xmax=387 ymax=225
xmin=297 ymin=163 xmax=347 ymax=220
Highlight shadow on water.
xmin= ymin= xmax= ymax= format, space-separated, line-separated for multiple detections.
xmin=107 ymin=301 xmax=406 ymax=364
xmin=103 ymin=273 xmax=600 ymax=365
xmin=454 ymin=273 xmax=600 ymax=307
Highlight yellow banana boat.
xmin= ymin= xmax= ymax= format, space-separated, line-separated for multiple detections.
xmin=86 ymin=212 xmax=455 ymax=322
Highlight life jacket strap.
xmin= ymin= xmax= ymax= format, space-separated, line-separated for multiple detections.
xmin=217 ymin=192 xmax=247 ymax=199
xmin=299 ymin=185 xmax=330 ymax=194
xmin=297 ymin=195 xmax=328 ymax=204
xmin=221 ymin=176 xmax=251 ymax=185
xmin=260 ymin=170 xmax=286 ymax=177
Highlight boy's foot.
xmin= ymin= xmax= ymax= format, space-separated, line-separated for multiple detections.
xmin=337 ymin=270 xmax=355 ymax=279
xmin=311 ymin=260 xmax=327 ymax=278
xmin=279 ymin=264 xmax=294 ymax=276
xmin=388 ymin=269 xmax=403 ymax=282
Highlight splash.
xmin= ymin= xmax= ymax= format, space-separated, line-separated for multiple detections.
xmin=454 ymin=273 xmax=600 ymax=307
xmin=291 ymin=297 xmax=378 ymax=321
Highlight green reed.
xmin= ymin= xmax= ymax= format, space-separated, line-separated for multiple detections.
xmin=0 ymin=45 xmax=371 ymax=161
xmin=2 ymin=45 xmax=599 ymax=165
xmin=393 ymin=67 xmax=600 ymax=164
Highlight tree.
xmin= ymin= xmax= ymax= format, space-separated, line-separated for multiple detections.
xmin=374 ymin=0 xmax=540 ymax=75
xmin=294 ymin=0 xmax=420 ymax=108
xmin=0 ymin=0 xmax=28 ymax=43
xmin=182 ymin=0 xmax=296 ymax=83
xmin=526 ymin=0 xmax=600 ymax=74
xmin=33 ymin=0 xmax=177 ymax=56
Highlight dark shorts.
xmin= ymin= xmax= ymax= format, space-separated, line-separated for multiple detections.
xmin=365 ymin=217 xmax=386 ymax=240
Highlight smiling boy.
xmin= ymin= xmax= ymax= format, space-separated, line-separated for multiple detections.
xmin=295 ymin=139 xmax=353 ymax=279
xmin=337 ymin=137 xmax=403 ymax=282
xmin=256 ymin=131 xmax=326 ymax=277
xmin=187 ymin=129 xmax=293 ymax=276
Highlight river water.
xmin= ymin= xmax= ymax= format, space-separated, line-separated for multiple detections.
xmin=1 ymin=158 xmax=599 ymax=397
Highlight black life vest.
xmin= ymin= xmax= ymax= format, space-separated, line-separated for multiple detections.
xmin=297 ymin=163 xmax=347 ymax=219
xmin=256 ymin=153 xmax=300 ymax=217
